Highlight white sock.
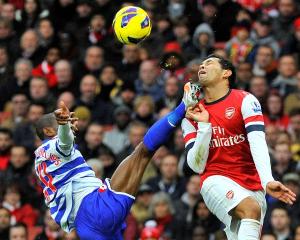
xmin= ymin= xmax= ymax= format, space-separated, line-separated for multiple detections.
xmin=238 ymin=219 xmax=261 ymax=240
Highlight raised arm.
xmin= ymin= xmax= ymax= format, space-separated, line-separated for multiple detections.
xmin=54 ymin=101 xmax=76 ymax=155
xmin=182 ymin=104 xmax=212 ymax=173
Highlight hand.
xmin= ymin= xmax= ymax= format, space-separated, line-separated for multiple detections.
xmin=266 ymin=181 xmax=296 ymax=205
xmin=70 ymin=112 xmax=79 ymax=134
xmin=186 ymin=103 xmax=209 ymax=123
xmin=54 ymin=101 xmax=70 ymax=125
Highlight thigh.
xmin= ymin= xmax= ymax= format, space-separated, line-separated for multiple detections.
xmin=110 ymin=143 xmax=153 ymax=196
xmin=75 ymin=182 xmax=135 ymax=238
xmin=200 ymin=175 xmax=252 ymax=229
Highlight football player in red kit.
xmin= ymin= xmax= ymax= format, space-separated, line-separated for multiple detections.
xmin=182 ymin=55 xmax=296 ymax=240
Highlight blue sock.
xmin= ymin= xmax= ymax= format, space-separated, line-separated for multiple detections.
xmin=143 ymin=102 xmax=185 ymax=152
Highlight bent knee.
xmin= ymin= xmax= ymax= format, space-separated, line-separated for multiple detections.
xmin=234 ymin=197 xmax=261 ymax=221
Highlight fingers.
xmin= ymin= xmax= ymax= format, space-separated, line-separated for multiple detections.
xmin=198 ymin=103 xmax=205 ymax=112
xmin=59 ymin=101 xmax=69 ymax=113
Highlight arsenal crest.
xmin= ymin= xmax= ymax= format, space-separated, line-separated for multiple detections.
xmin=225 ymin=107 xmax=235 ymax=119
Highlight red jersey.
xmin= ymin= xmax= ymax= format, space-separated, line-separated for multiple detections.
xmin=183 ymin=89 xmax=266 ymax=191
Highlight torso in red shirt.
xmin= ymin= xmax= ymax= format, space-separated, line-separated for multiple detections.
xmin=199 ymin=89 xmax=263 ymax=191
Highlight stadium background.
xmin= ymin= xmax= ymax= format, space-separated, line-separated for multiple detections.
xmin=0 ymin=0 xmax=300 ymax=239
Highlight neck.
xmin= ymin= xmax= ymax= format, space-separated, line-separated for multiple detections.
xmin=163 ymin=177 xmax=175 ymax=184
xmin=203 ymin=82 xmax=230 ymax=103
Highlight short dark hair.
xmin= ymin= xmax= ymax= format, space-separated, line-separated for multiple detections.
xmin=203 ymin=54 xmax=236 ymax=88
xmin=289 ymin=108 xmax=300 ymax=117
xmin=35 ymin=113 xmax=56 ymax=140
xmin=0 ymin=128 xmax=12 ymax=138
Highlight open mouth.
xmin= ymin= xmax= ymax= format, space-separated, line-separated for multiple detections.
xmin=199 ymin=70 xmax=206 ymax=75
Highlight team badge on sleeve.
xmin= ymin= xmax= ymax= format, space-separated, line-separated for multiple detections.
xmin=251 ymin=101 xmax=262 ymax=113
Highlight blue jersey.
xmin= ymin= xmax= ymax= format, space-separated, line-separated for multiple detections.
xmin=34 ymin=135 xmax=104 ymax=232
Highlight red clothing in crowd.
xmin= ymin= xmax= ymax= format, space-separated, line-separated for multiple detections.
xmin=263 ymin=114 xmax=290 ymax=130
xmin=32 ymin=61 xmax=57 ymax=88
xmin=0 ymin=155 xmax=10 ymax=170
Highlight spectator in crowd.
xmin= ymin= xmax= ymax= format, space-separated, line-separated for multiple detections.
xmin=282 ymin=173 xmax=300 ymax=228
xmin=76 ymin=74 xmax=113 ymax=123
xmin=271 ymin=55 xmax=298 ymax=97
xmin=266 ymin=124 xmax=281 ymax=158
xmin=147 ymin=192 xmax=179 ymax=239
xmin=281 ymin=17 xmax=300 ymax=68
xmin=98 ymin=64 xmax=123 ymax=102
xmin=225 ymin=20 xmax=253 ymax=66
xmin=0 ymin=207 xmax=11 ymax=240
xmin=0 ymin=93 xmax=30 ymax=129
xmin=252 ymin=44 xmax=278 ymax=83
xmin=73 ymin=106 xmax=91 ymax=146
xmin=0 ymin=145 xmax=34 ymax=197
xmin=187 ymin=198 xmax=221 ymax=239
xmin=13 ymin=103 xmax=44 ymax=151
xmin=135 ymin=60 xmax=164 ymax=103
xmin=251 ymin=15 xmax=280 ymax=58
xmin=29 ymin=76 xmax=56 ymax=113
xmin=32 ymin=46 xmax=61 ymax=88
xmin=74 ymin=45 xmax=105 ymax=82
xmin=96 ymin=146 xmax=118 ymax=178
xmin=288 ymin=108 xmax=300 ymax=162
xmin=117 ymin=121 xmax=147 ymax=161
xmin=18 ymin=29 xmax=45 ymax=66
xmin=16 ymin=0 xmax=47 ymax=33
xmin=172 ymin=19 xmax=195 ymax=61
xmin=117 ymin=44 xmax=141 ymax=85
xmin=78 ymin=122 xmax=111 ymax=159
xmin=103 ymin=105 xmax=131 ymax=155
xmin=270 ymin=205 xmax=293 ymax=240
xmin=236 ymin=62 xmax=253 ymax=90
xmin=0 ymin=17 xmax=18 ymax=60
xmin=191 ymin=225 xmax=209 ymax=240
xmin=174 ymin=175 xmax=201 ymax=227
xmin=284 ymin=72 xmax=300 ymax=114
xmin=272 ymin=142 xmax=297 ymax=181
xmin=0 ymin=3 xmax=21 ymax=35
xmin=0 ymin=45 xmax=12 ymax=93
xmin=133 ymin=95 xmax=156 ymax=127
xmin=264 ymin=92 xmax=290 ymax=130
xmin=34 ymin=209 xmax=63 ymax=240
xmin=131 ymin=184 xmax=154 ymax=227
xmin=249 ymin=75 xmax=269 ymax=110
xmin=1 ymin=58 xmax=32 ymax=110
xmin=52 ymin=59 xmax=77 ymax=97
xmin=146 ymin=154 xmax=186 ymax=200
xmin=9 ymin=222 xmax=28 ymax=240
xmin=36 ymin=18 xmax=57 ymax=52
xmin=2 ymin=183 xmax=38 ymax=227
xmin=0 ymin=128 xmax=13 ymax=171
xmin=64 ymin=0 xmax=93 ymax=48
xmin=272 ymin=0 xmax=299 ymax=45
xmin=192 ymin=23 xmax=215 ymax=61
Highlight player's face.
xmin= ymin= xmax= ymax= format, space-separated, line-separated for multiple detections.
xmin=198 ymin=58 xmax=224 ymax=87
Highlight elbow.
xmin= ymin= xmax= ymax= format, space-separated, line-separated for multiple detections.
xmin=187 ymin=153 xmax=202 ymax=173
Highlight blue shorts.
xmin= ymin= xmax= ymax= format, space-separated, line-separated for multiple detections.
xmin=74 ymin=179 xmax=135 ymax=240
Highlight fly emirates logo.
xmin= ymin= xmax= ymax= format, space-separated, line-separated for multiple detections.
xmin=210 ymin=126 xmax=245 ymax=148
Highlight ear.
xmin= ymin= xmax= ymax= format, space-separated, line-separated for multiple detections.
xmin=43 ymin=127 xmax=55 ymax=138
xmin=223 ymin=70 xmax=232 ymax=79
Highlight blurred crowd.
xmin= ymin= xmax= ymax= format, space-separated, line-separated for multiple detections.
xmin=0 ymin=0 xmax=300 ymax=239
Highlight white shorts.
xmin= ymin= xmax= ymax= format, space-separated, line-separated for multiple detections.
xmin=200 ymin=175 xmax=267 ymax=240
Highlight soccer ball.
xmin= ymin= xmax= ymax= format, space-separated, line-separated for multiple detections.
xmin=112 ymin=6 xmax=152 ymax=45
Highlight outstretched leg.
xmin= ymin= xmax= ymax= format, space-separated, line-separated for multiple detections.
xmin=110 ymin=102 xmax=186 ymax=196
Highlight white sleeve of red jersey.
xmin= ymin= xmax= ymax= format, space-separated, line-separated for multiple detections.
xmin=241 ymin=93 xmax=274 ymax=190
xmin=57 ymin=123 xmax=74 ymax=156
xmin=181 ymin=118 xmax=212 ymax=173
